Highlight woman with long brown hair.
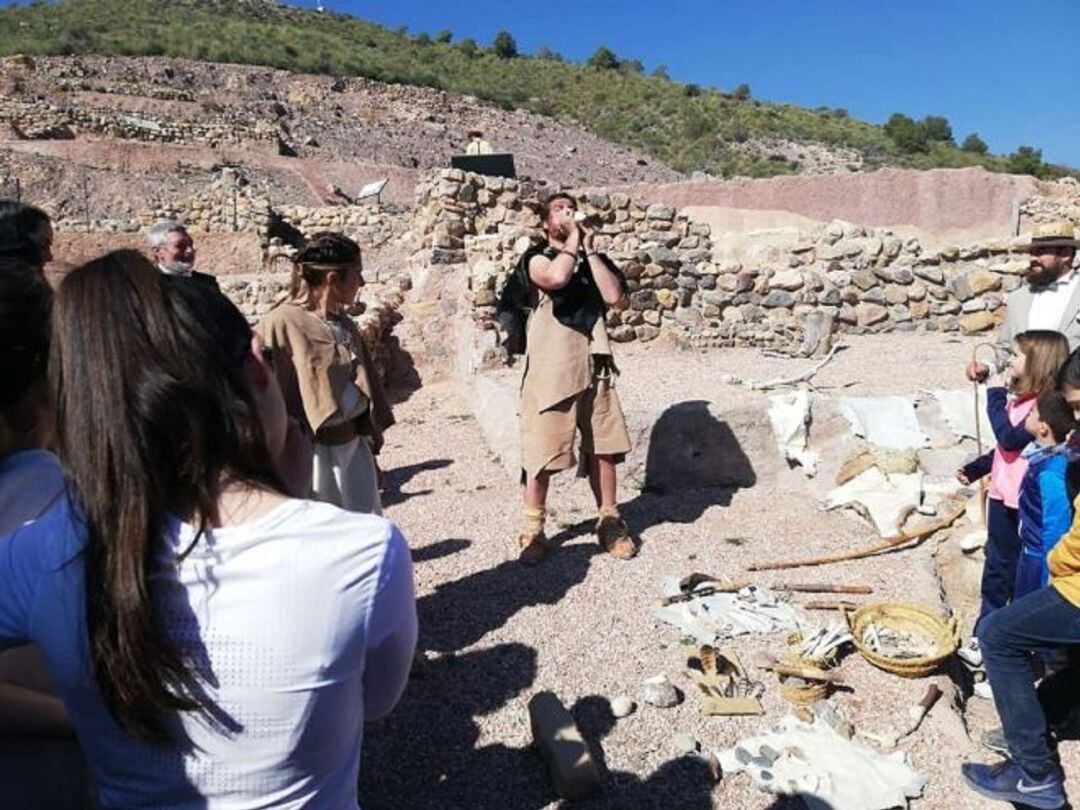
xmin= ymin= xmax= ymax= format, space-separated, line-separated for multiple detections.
xmin=0 ymin=259 xmax=77 ymax=807
xmin=0 ymin=251 xmax=416 ymax=808
xmin=256 ymin=232 xmax=395 ymax=515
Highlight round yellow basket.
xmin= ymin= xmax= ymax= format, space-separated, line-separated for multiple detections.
xmin=848 ymin=602 xmax=959 ymax=678
xmin=778 ymin=631 xmax=836 ymax=706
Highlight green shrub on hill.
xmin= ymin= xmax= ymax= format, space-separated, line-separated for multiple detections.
xmin=0 ymin=0 xmax=1071 ymax=179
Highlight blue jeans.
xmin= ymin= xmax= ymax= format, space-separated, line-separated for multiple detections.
xmin=975 ymin=499 xmax=1020 ymax=632
xmin=979 ymin=586 xmax=1080 ymax=776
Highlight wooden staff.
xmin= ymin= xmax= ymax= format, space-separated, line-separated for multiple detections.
xmin=747 ymin=503 xmax=965 ymax=572
xmin=971 ymin=341 xmax=998 ymax=527
xmin=774 ymin=583 xmax=873 ymax=595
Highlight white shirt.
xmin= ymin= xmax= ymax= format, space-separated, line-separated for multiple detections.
xmin=0 ymin=449 xmax=65 ymax=535
xmin=0 ymin=497 xmax=417 ymax=809
xmin=1027 ymin=271 xmax=1080 ymax=331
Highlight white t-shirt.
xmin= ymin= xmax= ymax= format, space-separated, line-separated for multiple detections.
xmin=0 ymin=449 xmax=65 ymax=535
xmin=0 ymin=497 xmax=417 ymax=809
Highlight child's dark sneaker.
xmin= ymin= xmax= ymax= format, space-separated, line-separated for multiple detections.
xmin=961 ymin=760 xmax=1065 ymax=809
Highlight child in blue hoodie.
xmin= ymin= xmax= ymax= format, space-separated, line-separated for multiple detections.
xmin=1014 ymin=388 xmax=1080 ymax=599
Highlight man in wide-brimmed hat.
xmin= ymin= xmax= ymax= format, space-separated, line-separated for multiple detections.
xmin=465 ymin=128 xmax=493 ymax=156
xmin=967 ymin=221 xmax=1080 ymax=381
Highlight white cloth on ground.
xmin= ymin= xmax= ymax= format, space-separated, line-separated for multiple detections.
xmin=768 ymin=390 xmax=819 ymax=476
xmin=652 ymin=578 xmax=803 ymax=645
xmin=717 ymin=715 xmax=926 ymax=810
xmin=839 ymin=396 xmax=927 ymax=450
xmin=925 ymin=388 xmax=993 ymax=443
xmin=824 ymin=467 xmax=923 ymax=535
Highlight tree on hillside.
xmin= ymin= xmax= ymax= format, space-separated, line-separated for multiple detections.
xmin=620 ymin=58 xmax=644 ymax=74
xmin=884 ymin=112 xmax=928 ymax=153
xmin=1008 ymin=145 xmax=1044 ymax=176
xmin=587 ymin=45 xmax=619 ymax=70
xmin=732 ymin=83 xmax=751 ymax=100
xmin=652 ymin=64 xmax=670 ymax=80
xmin=458 ymin=37 xmax=478 ymax=58
xmin=493 ymin=30 xmax=517 ymax=59
xmin=536 ymin=45 xmax=563 ymax=61
xmin=414 ymin=32 xmax=431 ymax=46
xmin=435 ymin=29 xmax=452 ymax=43
xmin=961 ymin=133 xmax=989 ymax=155
xmin=920 ymin=115 xmax=953 ymax=144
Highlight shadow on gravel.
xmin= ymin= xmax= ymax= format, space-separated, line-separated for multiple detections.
xmin=417 ymin=540 xmax=601 ymax=653
xmin=382 ymin=458 xmax=453 ymax=507
xmin=617 ymin=400 xmax=755 ymax=549
xmin=573 ymin=695 xmax=716 ymax=808
xmin=641 ymin=400 xmax=756 ymax=494
xmin=361 ymin=652 xmax=719 ymax=810
xmin=359 ymin=643 xmax=554 ymax=810
xmin=410 ymin=537 xmax=472 ymax=563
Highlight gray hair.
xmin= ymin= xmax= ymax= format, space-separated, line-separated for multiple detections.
xmin=147 ymin=219 xmax=188 ymax=249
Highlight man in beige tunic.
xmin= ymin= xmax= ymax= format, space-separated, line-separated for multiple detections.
xmin=516 ymin=192 xmax=636 ymax=564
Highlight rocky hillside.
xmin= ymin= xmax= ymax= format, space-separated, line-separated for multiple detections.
xmin=0 ymin=0 xmax=1071 ymax=182
xmin=0 ymin=53 xmax=680 ymax=219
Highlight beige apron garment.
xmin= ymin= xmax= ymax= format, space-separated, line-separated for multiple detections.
xmin=255 ymin=302 xmax=395 ymax=514
xmin=519 ymin=291 xmax=630 ymax=480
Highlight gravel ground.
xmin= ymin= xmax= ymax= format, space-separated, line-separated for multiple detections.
xmin=361 ymin=334 xmax=1073 ymax=809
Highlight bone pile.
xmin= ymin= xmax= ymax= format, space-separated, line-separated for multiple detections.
xmin=861 ymin=624 xmax=936 ymax=660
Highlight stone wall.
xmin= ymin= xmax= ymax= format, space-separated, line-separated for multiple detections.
xmin=0 ymin=96 xmax=272 ymax=145
xmin=418 ymin=169 xmax=1039 ymax=361
xmin=46 ymin=167 xmax=409 ymax=374
xmin=53 ymin=167 xmax=409 ymax=257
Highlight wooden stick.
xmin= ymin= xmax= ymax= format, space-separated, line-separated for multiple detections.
xmin=804 ymin=600 xmax=861 ymax=611
xmin=722 ymin=343 xmax=844 ymax=391
xmin=774 ymin=583 xmax=873 ymax=595
xmin=769 ymin=662 xmax=844 ymax=684
xmin=747 ymin=504 xmax=965 ymax=572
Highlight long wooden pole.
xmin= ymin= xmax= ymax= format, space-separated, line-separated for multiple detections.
xmin=747 ymin=504 xmax=965 ymax=572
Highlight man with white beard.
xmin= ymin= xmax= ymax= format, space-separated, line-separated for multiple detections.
xmin=147 ymin=219 xmax=219 ymax=290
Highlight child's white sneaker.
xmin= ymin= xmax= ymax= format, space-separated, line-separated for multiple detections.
xmin=973 ymin=681 xmax=994 ymax=700
xmin=958 ymin=638 xmax=983 ymax=668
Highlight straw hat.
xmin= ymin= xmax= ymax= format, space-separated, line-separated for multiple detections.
xmin=1018 ymin=221 xmax=1080 ymax=250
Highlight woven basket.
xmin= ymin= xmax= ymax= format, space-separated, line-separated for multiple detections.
xmin=777 ymin=631 xmax=835 ymax=706
xmin=848 ymin=602 xmax=959 ymax=678
xmin=777 ymin=674 xmax=830 ymax=706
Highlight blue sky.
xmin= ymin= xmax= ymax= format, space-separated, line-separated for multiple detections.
xmin=288 ymin=0 xmax=1080 ymax=167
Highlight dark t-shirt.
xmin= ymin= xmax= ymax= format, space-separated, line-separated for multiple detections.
xmin=521 ymin=242 xmax=626 ymax=337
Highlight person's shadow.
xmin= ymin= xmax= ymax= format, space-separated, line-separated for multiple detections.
xmin=360 ymin=658 xmax=719 ymax=809
xmin=621 ymin=400 xmax=757 ymax=543
xmin=570 ymin=695 xmax=716 ymax=809
xmin=417 ymin=538 xmax=601 ymax=653
xmin=381 ymin=458 xmax=452 ymax=507
xmin=359 ymin=643 xmax=553 ymax=809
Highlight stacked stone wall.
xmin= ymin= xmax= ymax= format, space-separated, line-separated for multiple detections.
xmin=0 ymin=96 xmax=271 ymax=145
xmin=420 ymin=169 xmax=1041 ymax=358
